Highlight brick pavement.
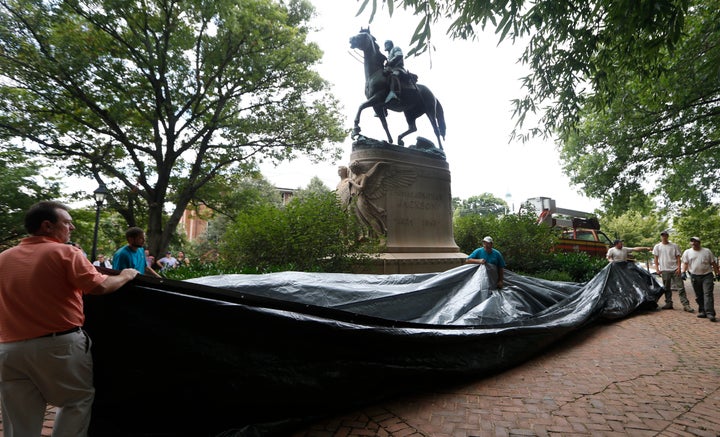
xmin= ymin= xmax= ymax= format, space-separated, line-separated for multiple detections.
xmin=2 ymin=286 xmax=719 ymax=437
xmin=293 ymin=285 xmax=720 ymax=437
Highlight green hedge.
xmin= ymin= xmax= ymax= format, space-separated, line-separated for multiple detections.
xmin=219 ymin=191 xmax=380 ymax=273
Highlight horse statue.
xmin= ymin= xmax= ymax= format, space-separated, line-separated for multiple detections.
xmin=349 ymin=28 xmax=447 ymax=150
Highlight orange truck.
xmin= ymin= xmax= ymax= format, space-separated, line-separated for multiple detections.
xmin=526 ymin=197 xmax=613 ymax=258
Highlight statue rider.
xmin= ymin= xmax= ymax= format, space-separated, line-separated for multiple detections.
xmin=384 ymin=40 xmax=404 ymax=103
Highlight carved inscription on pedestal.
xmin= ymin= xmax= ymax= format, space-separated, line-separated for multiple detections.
xmin=343 ymin=146 xmax=460 ymax=254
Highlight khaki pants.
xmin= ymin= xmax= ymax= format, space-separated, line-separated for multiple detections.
xmin=660 ymin=270 xmax=690 ymax=306
xmin=0 ymin=330 xmax=94 ymax=437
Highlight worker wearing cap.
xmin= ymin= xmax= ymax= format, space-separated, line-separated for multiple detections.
xmin=606 ymin=239 xmax=651 ymax=263
xmin=681 ymin=237 xmax=719 ymax=322
xmin=653 ymin=230 xmax=693 ymax=312
xmin=466 ymin=236 xmax=506 ymax=288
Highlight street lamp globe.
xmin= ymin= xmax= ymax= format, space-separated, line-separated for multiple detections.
xmin=93 ymin=183 xmax=109 ymax=205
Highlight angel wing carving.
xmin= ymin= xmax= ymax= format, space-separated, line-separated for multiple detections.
xmin=347 ymin=160 xmax=417 ymax=237
xmin=351 ymin=161 xmax=417 ymax=200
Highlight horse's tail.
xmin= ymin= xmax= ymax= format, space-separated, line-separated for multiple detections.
xmin=435 ymin=99 xmax=446 ymax=139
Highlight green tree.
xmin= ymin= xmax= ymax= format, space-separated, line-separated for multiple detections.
xmin=292 ymin=176 xmax=331 ymax=203
xmin=0 ymin=147 xmax=61 ymax=249
xmin=454 ymin=193 xmax=508 ymax=217
xmin=454 ymin=213 xmax=494 ymax=255
xmin=602 ymin=210 xmax=665 ymax=262
xmin=193 ymin=173 xmax=282 ymax=221
xmin=559 ymin=2 xmax=720 ymax=208
xmin=356 ymin=0 xmax=687 ymax=140
xmin=594 ymin=193 xmax=657 ymax=223
xmin=189 ymin=175 xmax=283 ymax=261
xmin=454 ymin=208 xmax=555 ymax=272
xmin=493 ymin=209 xmax=557 ymax=272
xmin=0 ymin=0 xmax=346 ymax=256
xmin=674 ymin=205 xmax=720 ymax=255
xmin=221 ymin=191 xmax=375 ymax=272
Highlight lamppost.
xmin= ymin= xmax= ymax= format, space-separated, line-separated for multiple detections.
xmin=91 ymin=183 xmax=109 ymax=262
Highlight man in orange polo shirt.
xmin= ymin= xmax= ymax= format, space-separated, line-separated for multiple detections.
xmin=0 ymin=201 xmax=138 ymax=436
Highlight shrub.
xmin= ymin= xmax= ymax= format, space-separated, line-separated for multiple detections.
xmin=453 ymin=213 xmax=497 ymax=254
xmin=454 ymin=210 xmax=556 ymax=273
xmin=220 ymin=191 xmax=379 ymax=273
xmin=543 ymin=252 xmax=607 ymax=282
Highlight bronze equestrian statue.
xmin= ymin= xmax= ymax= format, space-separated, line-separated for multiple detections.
xmin=349 ymin=29 xmax=447 ymax=150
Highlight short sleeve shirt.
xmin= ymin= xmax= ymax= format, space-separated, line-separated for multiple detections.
xmin=0 ymin=236 xmax=107 ymax=342
xmin=606 ymin=247 xmax=634 ymax=262
xmin=157 ymin=256 xmax=178 ymax=269
xmin=652 ymin=242 xmax=681 ymax=271
xmin=113 ymin=245 xmax=146 ymax=274
xmin=681 ymin=247 xmax=716 ymax=275
xmin=467 ymin=247 xmax=506 ymax=268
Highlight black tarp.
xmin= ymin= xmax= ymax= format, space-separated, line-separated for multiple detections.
xmin=84 ymin=262 xmax=662 ymax=437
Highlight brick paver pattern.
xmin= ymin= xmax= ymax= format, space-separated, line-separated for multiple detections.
xmin=294 ymin=285 xmax=720 ymax=437
xmin=2 ymin=285 xmax=719 ymax=437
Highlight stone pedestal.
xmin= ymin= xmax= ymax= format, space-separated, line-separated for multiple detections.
xmin=346 ymin=140 xmax=467 ymax=274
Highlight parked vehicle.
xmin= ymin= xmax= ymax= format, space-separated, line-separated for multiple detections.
xmin=525 ymin=197 xmax=613 ymax=258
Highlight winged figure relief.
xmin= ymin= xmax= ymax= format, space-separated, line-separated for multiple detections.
xmin=347 ymin=160 xmax=417 ymax=238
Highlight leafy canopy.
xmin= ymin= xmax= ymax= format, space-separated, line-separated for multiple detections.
xmin=0 ymin=147 xmax=61 ymax=248
xmin=355 ymin=0 xmax=688 ymax=140
xmin=454 ymin=192 xmax=508 ymax=217
xmin=601 ymin=210 xmax=666 ymax=257
xmin=188 ymin=174 xmax=283 ymax=261
xmin=560 ymin=2 xmax=720 ymax=207
xmin=0 ymin=0 xmax=346 ymax=255
xmin=674 ymin=205 xmax=720 ymax=256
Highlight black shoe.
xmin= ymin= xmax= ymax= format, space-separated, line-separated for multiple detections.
xmin=709 ymin=315 xmax=717 ymax=322
xmin=697 ymin=312 xmax=707 ymax=318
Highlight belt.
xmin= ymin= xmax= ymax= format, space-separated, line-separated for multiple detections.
xmin=690 ymin=272 xmax=713 ymax=278
xmin=40 ymin=326 xmax=81 ymax=338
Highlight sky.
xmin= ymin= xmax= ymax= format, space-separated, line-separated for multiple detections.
xmin=260 ymin=0 xmax=603 ymax=214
